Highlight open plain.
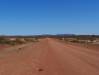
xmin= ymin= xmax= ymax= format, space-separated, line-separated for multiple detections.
xmin=0 ymin=38 xmax=99 ymax=75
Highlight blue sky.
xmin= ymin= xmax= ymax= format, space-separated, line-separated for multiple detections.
xmin=0 ymin=0 xmax=99 ymax=35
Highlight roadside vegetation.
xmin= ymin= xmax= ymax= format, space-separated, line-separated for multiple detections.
xmin=0 ymin=37 xmax=39 ymax=46
xmin=0 ymin=35 xmax=99 ymax=45
xmin=57 ymin=35 xmax=99 ymax=44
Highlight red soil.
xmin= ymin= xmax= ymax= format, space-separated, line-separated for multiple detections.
xmin=0 ymin=38 xmax=98 ymax=75
xmin=0 ymin=45 xmax=10 ymax=50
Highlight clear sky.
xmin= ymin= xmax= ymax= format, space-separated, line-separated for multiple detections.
xmin=0 ymin=0 xmax=99 ymax=35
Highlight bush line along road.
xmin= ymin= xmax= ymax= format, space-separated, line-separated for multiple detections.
xmin=0 ymin=38 xmax=99 ymax=75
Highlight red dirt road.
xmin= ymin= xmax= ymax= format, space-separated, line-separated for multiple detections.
xmin=0 ymin=38 xmax=99 ymax=75
xmin=0 ymin=45 xmax=10 ymax=50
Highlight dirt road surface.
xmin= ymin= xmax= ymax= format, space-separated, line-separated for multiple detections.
xmin=0 ymin=38 xmax=99 ymax=75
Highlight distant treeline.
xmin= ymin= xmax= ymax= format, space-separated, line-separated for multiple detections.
xmin=0 ymin=34 xmax=99 ymax=39
xmin=0 ymin=34 xmax=99 ymax=45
